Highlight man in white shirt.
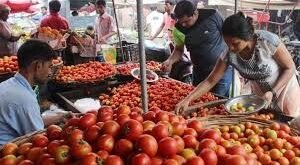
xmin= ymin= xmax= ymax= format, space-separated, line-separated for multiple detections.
xmin=146 ymin=7 xmax=164 ymax=38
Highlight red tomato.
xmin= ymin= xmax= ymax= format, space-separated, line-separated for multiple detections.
xmin=158 ymin=137 xmax=178 ymax=157
xmin=65 ymin=117 xmax=80 ymax=127
xmin=99 ymin=106 xmax=114 ymax=114
xmin=31 ymin=134 xmax=49 ymax=148
xmin=70 ymin=140 xmax=92 ymax=159
xmin=84 ymin=125 xmax=101 ymax=142
xmin=68 ymin=128 xmax=84 ymax=143
xmin=81 ymin=153 xmax=103 ymax=165
xmin=149 ymin=106 xmax=161 ymax=113
xmin=96 ymin=134 xmax=115 ymax=153
xmin=26 ymin=147 xmax=43 ymax=162
xmin=54 ymin=145 xmax=71 ymax=164
xmin=97 ymin=111 xmax=113 ymax=122
xmin=151 ymin=157 xmax=163 ymax=165
xmin=1 ymin=143 xmax=18 ymax=156
xmin=18 ymin=143 xmax=32 ymax=155
xmin=121 ymin=119 xmax=143 ymax=141
xmin=187 ymin=120 xmax=203 ymax=133
xmin=152 ymin=124 xmax=170 ymax=141
xmin=170 ymin=155 xmax=186 ymax=164
xmin=244 ymin=155 xmax=258 ymax=165
xmin=185 ymin=156 xmax=205 ymax=165
xmin=183 ymin=135 xmax=199 ymax=149
xmin=172 ymin=122 xmax=185 ymax=136
xmin=156 ymin=111 xmax=169 ymax=122
xmin=116 ymin=105 xmax=131 ymax=115
xmin=183 ymin=128 xmax=198 ymax=137
xmin=173 ymin=135 xmax=185 ymax=154
xmin=143 ymin=111 xmax=156 ymax=121
xmin=142 ymin=120 xmax=156 ymax=133
xmin=101 ymin=120 xmax=121 ymax=137
xmin=116 ymin=114 xmax=131 ymax=126
xmin=96 ymin=150 xmax=109 ymax=160
xmin=104 ymin=155 xmax=124 ymax=165
xmin=215 ymin=145 xmax=226 ymax=156
xmin=162 ymin=159 xmax=179 ymax=165
xmin=79 ymin=113 xmax=97 ymax=129
xmin=17 ymin=160 xmax=34 ymax=165
xmin=131 ymin=153 xmax=151 ymax=165
xmin=198 ymin=139 xmax=217 ymax=151
xmin=280 ymin=124 xmax=291 ymax=134
xmin=284 ymin=150 xmax=296 ymax=160
xmin=225 ymin=155 xmax=247 ymax=165
xmin=198 ymin=129 xmax=221 ymax=144
xmin=114 ymin=139 xmax=134 ymax=157
xmin=130 ymin=112 xmax=144 ymax=123
xmin=136 ymin=134 xmax=158 ymax=157
xmin=199 ymin=148 xmax=218 ymax=165
xmin=1 ymin=155 xmax=17 ymax=165
xmin=36 ymin=153 xmax=51 ymax=165
xmin=259 ymin=154 xmax=272 ymax=165
xmin=47 ymin=140 xmax=61 ymax=157
xmin=46 ymin=125 xmax=62 ymax=140
xmin=226 ymin=145 xmax=246 ymax=156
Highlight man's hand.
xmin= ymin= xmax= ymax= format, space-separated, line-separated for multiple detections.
xmin=174 ymin=98 xmax=191 ymax=115
xmin=161 ymin=59 xmax=173 ymax=73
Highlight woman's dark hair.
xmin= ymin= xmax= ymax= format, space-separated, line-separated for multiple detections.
xmin=71 ymin=10 xmax=78 ymax=16
xmin=17 ymin=40 xmax=56 ymax=69
xmin=96 ymin=0 xmax=106 ymax=7
xmin=222 ymin=12 xmax=255 ymax=40
xmin=174 ymin=0 xmax=196 ymax=19
xmin=49 ymin=0 xmax=61 ymax=13
xmin=165 ymin=0 xmax=177 ymax=6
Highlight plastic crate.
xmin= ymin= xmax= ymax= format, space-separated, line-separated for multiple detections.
xmin=116 ymin=41 xmax=139 ymax=63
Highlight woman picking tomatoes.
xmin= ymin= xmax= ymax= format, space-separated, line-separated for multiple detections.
xmin=175 ymin=12 xmax=300 ymax=117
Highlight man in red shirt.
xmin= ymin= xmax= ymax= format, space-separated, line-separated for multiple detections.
xmin=40 ymin=0 xmax=69 ymax=30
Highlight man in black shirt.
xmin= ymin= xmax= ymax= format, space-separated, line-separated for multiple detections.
xmin=162 ymin=0 xmax=232 ymax=96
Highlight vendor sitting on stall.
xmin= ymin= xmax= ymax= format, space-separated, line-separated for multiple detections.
xmin=40 ymin=0 xmax=69 ymax=31
xmin=175 ymin=12 xmax=300 ymax=117
xmin=95 ymin=0 xmax=117 ymax=44
xmin=0 ymin=40 xmax=70 ymax=146
xmin=0 ymin=4 xmax=25 ymax=57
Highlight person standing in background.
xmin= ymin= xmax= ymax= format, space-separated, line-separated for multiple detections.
xmin=40 ymin=0 xmax=69 ymax=30
xmin=149 ymin=0 xmax=177 ymax=41
xmin=146 ymin=6 xmax=164 ymax=38
xmin=0 ymin=4 xmax=25 ymax=57
xmin=32 ymin=6 xmax=48 ymax=24
xmin=95 ymin=0 xmax=117 ymax=44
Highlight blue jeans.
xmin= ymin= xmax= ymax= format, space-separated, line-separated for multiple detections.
xmin=193 ymin=66 xmax=232 ymax=97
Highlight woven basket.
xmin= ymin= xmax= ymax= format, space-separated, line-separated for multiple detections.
xmin=195 ymin=115 xmax=300 ymax=136
xmin=0 ymin=130 xmax=46 ymax=151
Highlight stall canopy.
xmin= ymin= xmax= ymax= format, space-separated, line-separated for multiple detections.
xmin=209 ymin=0 xmax=300 ymax=10
xmin=1 ymin=0 xmax=40 ymax=13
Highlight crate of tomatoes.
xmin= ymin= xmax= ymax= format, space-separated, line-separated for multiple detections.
xmin=53 ymin=61 xmax=117 ymax=88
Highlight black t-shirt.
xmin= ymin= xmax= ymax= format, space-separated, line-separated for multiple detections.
xmin=175 ymin=9 xmax=227 ymax=74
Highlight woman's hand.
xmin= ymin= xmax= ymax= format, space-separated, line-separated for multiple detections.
xmin=174 ymin=98 xmax=191 ymax=115
xmin=263 ymin=91 xmax=273 ymax=108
